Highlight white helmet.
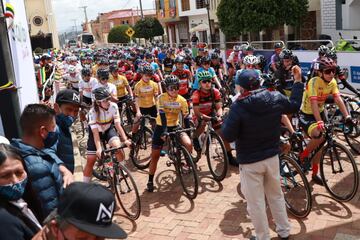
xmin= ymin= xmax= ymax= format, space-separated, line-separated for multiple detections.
xmin=68 ymin=65 xmax=77 ymax=74
xmin=233 ymin=45 xmax=241 ymax=51
xmin=243 ymin=55 xmax=259 ymax=66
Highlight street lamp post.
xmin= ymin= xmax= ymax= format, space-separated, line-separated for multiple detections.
xmin=205 ymin=0 xmax=213 ymax=46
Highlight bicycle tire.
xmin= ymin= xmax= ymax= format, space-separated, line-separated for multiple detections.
xmin=130 ymin=127 xmax=153 ymax=170
xmin=176 ymin=145 xmax=199 ymax=199
xmin=279 ymin=155 xmax=312 ymax=218
xmin=344 ymin=110 xmax=360 ymax=154
xmin=92 ymin=158 xmax=108 ymax=181
xmin=320 ymin=141 xmax=359 ymax=201
xmin=206 ymin=131 xmax=228 ymax=182
xmin=113 ymin=163 xmax=141 ymax=220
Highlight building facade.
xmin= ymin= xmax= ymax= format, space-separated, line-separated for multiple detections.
xmin=24 ymin=0 xmax=60 ymax=49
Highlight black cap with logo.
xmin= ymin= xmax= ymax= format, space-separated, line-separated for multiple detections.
xmin=56 ymin=89 xmax=82 ymax=106
xmin=57 ymin=182 xmax=127 ymax=239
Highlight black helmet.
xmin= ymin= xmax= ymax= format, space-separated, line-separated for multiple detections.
xmin=210 ymin=53 xmax=219 ymax=59
xmin=92 ymin=87 xmax=110 ymax=101
xmin=145 ymin=52 xmax=153 ymax=59
xmin=99 ymin=58 xmax=109 ymax=65
xmin=325 ymin=50 xmax=337 ymax=61
xmin=97 ymin=68 xmax=109 ymax=80
xmin=81 ymin=68 xmax=91 ymax=76
xmin=109 ymin=64 xmax=118 ymax=73
xmin=142 ymin=65 xmax=154 ymax=75
xmin=174 ymin=56 xmax=185 ymax=63
xmin=245 ymin=45 xmax=255 ymax=52
xmin=279 ymin=49 xmax=293 ymax=60
xmin=200 ymin=56 xmax=211 ymax=64
xmin=164 ymin=75 xmax=180 ymax=87
xmin=274 ymin=42 xmax=283 ymax=49
xmin=213 ymin=48 xmax=220 ymax=54
xmin=318 ymin=45 xmax=330 ymax=56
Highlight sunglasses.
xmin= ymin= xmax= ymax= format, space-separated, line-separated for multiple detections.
xmin=323 ymin=68 xmax=336 ymax=75
xmin=100 ymin=77 xmax=108 ymax=81
xmin=201 ymin=79 xmax=212 ymax=84
xmin=167 ymin=85 xmax=179 ymax=91
xmin=98 ymin=97 xmax=110 ymax=103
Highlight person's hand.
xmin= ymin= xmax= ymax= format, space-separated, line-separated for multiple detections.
xmin=345 ymin=115 xmax=356 ymax=127
xmin=96 ymin=148 xmax=103 ymax=160
xmin=58 ymin=165 xmax=74 ymax=188
xmin=124 ymin=139 xmax=132 ymax=148
xmin=316 ymin=121 xmax=325 ymax=132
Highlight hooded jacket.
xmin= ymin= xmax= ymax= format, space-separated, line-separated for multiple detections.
xmin=55 ymin=115 xmax=75 ymax=173
xmin=222 ymin=82 xmax=304 ymax=164
xmin=11 ymin=139 xmax=63 ymax=221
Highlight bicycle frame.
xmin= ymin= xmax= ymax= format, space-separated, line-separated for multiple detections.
xmin=198 ymin=120 xmax=215 ymax=155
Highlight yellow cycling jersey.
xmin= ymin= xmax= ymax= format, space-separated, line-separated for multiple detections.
xmin=109 ymin=74 xmax=129 ymax=97
xmin=156 ymin=93 xmax=189 ymax=127
xmin=301 ymin=76 xmax=340 ymax=115
xmin=134 ymin=80 xmax=159 ymax=108
xmin=92 ymin=65 xmax=99 ymax=77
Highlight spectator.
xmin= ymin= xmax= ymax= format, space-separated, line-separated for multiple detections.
xmin=33 ymin=182 xmax=127 ymax=240
xmin=191 ymin=33 xmax=199 ymax=47
xmin=222 ymin=70 xmax=304 ymax=240
xmin=53 ymin=89 xmax=82 ymax=173
xmin=0 ymin=143 xmax=42 ymax=240
xmin=11 ymin=104 xmax=73 ymax=222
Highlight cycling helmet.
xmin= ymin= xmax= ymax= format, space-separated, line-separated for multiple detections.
xmin=174 ymin=56 xmax=185 ymax=63
xmin=99 ymin=58 xmax=109 ymax=65
xmin=279 ymin=49 xmax=294 ymax=60
xmin=41 ymin=54 xmax=52 ymax=61
xmin=197 ymin=71 xmax=213 ymax=81
xmin=81 ymin=68 xmax=91 ymax=76
xmin=245 ymin=45 xmax=255 ymax=52
xmin=274 ymin=42 xmax=283 ymax=49
xmin=318 ymin=45 xmax=330 ymax=56
xmin=210 ymin=53 xmax=219 ymax=59
xmin=200 ymin=56 xmax=211 ymax=64
xmin=243 ymin=55 xmax=259 ymax=65
xmin=92 ymin=87 xmax=111 ymax=101
xmin=145 ymin=52 xmax=153 ymax=59
xmin=68 ymin=66 xmax=77 ymax=74
xmin=316 ymin=57 xmax=337 ymax=70
xmin=142 ymin=65 xmax=154 ymax=75
xmin=325 ymin=50 xmax=337 ymax=61
xmin=213 ymin=48 xmax=221 ymax=54
xmin=109 ymin=64 xmax=118 ymax=73
xmin=240 ymin=44 xmax=248 ymax=51
xmin=97 ymin=68 xmax=109 ymax=80
xmin=164 ymin=75 xmax=180 ymax=87
xmin=233 ymin=45 xmax=241 ymax=51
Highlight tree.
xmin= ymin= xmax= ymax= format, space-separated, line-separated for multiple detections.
xmin=108 ymin=25 xmax=130 ymax=43
xmin=217 ymin=0 xmax=308 ymax=37
xmin=133 ymin=17 xmax=164 ymax=40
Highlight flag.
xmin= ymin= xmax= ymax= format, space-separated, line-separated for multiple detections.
xmin=37 ymin=67 xmax=46 ymax=87
xmin=5 ymin=1 xmax=15 ymax=19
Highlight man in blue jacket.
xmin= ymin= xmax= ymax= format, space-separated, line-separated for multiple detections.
xmin=222 ymin=70 xmax=304 ymax=240
xmin=11 ymin=104 xmax=73 ymax=222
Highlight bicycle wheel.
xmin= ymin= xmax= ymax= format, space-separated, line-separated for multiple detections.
xmin=344 ymin=111 xmax=360 ymax=154
xmin=176 ymin=145 xmax=199 ymax=199
xmin=206 ymin=131 xmax=228 ymax=182
xmin=320 ymin=141 xmax=359 ymax=201
xmin=130 ymin=127 xmax=153 ymax=170
xmin=120 ymin=105 xmax=135 ymax=133
xmin=279 ymin=155 xmax=312 ymax=218
xmin=92 ymin=158 xmax=108 ymax=181
xmin=113 ymin=163 xmax=141 ymax=220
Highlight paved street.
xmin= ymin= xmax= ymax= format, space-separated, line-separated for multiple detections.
xmin=72 ymin=126 xmax=360 ymax=240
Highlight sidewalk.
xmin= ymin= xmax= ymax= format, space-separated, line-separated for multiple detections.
xmin=72 ymin=127 xmax=360 ymax=240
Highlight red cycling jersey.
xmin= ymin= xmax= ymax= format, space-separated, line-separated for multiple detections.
xmin=120 ymin=63 xmax=135 ymax=81
xmin=191 ymin=88 xmax=221 ymax=116
xmin=171 ymin=69 xmax=191 ymax=95
xmin=133 ymin=72 xmax=161 ymax=82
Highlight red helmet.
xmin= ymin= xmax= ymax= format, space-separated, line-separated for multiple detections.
xmin=316 ymin=57 xmax=337 ymax=70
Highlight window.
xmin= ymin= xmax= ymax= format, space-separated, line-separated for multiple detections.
xmin=159 ymin=0 xmax=165 ymax=10
xmin=181 ymin=0 xmax=190 ymax=11
xmin=196 ymin=0 xmax=206 ymax=9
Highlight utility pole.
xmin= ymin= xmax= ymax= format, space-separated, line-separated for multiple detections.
xmin=71 ymin=19 xmax=78 ymax=34
xmin=139 ymin=0 xmax=144 ymax=19
xmin=205 ymin=0 xmax=213 ymax=46
xmin=79 ymin=6 xmax=88 ymax=30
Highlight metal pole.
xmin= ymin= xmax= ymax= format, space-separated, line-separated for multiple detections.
xmin=205 ymin=0 xmax=213 ymax=45
xmin=79 ymin=6 xmax=88 ymax=23
xmin=139 ymin=0 xmax=144 ymax=19
xmin=0 ymin=0 xmax=22 ymax=138
xmin=71 ymin=19 xmax=78 ymax=34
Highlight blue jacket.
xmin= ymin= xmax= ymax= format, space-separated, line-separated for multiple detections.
xmin=11 ymin=139 xmax=63 ymax=221
xmin=222 ymin=82 xmax=304 ymax=164
xmin=56 ymin=116 xmax=75 ymax=173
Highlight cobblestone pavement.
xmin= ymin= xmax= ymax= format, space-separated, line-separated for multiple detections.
xmin=72 ymin=126 xmax=360 ymax=240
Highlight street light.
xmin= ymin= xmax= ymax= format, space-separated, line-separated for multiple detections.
xmin=205 ymin=0 xmax=213 ymax=45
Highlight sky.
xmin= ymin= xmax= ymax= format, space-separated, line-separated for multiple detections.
xmin=52 ymin=0 xmax=155 ymax=32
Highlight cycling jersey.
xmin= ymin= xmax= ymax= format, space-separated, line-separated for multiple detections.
xmin=92 ymin=82 xmax=117 ymax=97
xmin=301 ymin=76 xmax=340 ymax=115
xmin=64 ymin=74 xmax=81 ymax=89
xmin=120 ymin=63 xmax=135 ymax=81
xmin=193 ymin=67 xmax=216 ymax=90
xmin=192 ymin=88 xmax=221 ymax=116
xmin=226 ymin=51 xmax=241 ymax=64
xmin=171 ymin=69 xmax=191 ymax=95
xmin=163 ymin=57 xmax=174 ymax=74
xmin=79 ymin=77 xmax=98 ymax=98
xmin=134 ymin=79 xmax=159 ymax=108
xmin=88 ymin=102 xmax=120 ymax=132
xmin=133 ymin=72 xmax=161 ymax=82
xmin=109 ymin=74 xmax=129 ymax=97
xmin=155 ymin=93 xmax=188 ymax=127
xmin=92 ymin=64 xmax=99 ymax=76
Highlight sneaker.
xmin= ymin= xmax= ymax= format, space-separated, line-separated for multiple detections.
xmin=227 ymin=153 xmax=238 ymax=167
xmin=312 ymin=174 xmax=324 ymax=186
xmin=147 ymin=181 xmax=154 ymax=192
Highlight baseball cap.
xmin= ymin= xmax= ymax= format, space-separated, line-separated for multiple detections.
xmin=237 ymin=69 xmax=260 ymax=91
xmin=56 ymin=89 xmax=81 ymax=106
xmin=57 ymin=182 xmax=127 ymax=239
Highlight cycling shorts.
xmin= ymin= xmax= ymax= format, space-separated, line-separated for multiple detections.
xmin=152 ymin=125 xmax=186 ymax=149
xmin=140 ymin=105 xmax=157 ymax=118
xmin=299 ymin=111 xmax=326 ymax=137
xmin=87 ymin=125 xmax=119 ymax=155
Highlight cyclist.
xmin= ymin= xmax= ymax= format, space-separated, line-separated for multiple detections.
xmin=193 ymin=56 xmax=222 ymax=90
xmin=108 ymin=64 xmax=134 ymax=103
xmin=93 ymin=69 xmax=118 ymax=102
xmin=273 ymin=49 xmax=302 ymax=97
xmin=299 ymin=57 xmax=353 ymax=185
xmin=63 ymin=65 xmax=81 ymax=92
xmin=146 ymin=75 xmax=192 ymax=192
xmin=308 ymin=45 xmax=330 ymax=80
xmin=226 ymin=45 xmax=241 ymax=80
xmin=270 ymin=42 xmax=284 ymax=72
xmin=210 ymin=52 xmax=225 ymax=81
xmin=192 ymin=71 xmax=236 ymax=165
xmin=83 ymin=87 xmax=131 ymax=183
xmin=235 ymin=55 xmax=261 ymax=94
xmin=163 ymin=50 xmax=175 ymax=75
xmin=171 ymin=56 xmax=193 ymax=101
xmin=79 ymin=68 xmax=98 ymax=106
xmin=145 ymin=52 xmax=164 ymax=81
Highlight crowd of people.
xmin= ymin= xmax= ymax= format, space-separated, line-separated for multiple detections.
xmin=0 ymin=41 xmax=359 ymax=240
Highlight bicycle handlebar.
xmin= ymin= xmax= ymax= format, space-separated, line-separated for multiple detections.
xmin=103 ymin=143 xmax=128 ymax=154
xmin=166 ymin=127 xmax=195 ymax=136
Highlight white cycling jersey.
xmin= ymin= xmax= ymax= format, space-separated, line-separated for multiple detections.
xmin=92 ymin=82 xmax=117 ymax=97
xmin=226 ymin=51 xmax=241 ymax=63
xmin=79 ymin=77 xmax=98 ymax=98
xmin=88 ymin=102 xmax=120 ymax=132
xmin=63 ymin=73 xmax=82 ymax=89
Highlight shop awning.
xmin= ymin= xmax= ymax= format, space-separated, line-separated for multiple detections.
xmin=189 ymin=23 xmax=209 ymax=33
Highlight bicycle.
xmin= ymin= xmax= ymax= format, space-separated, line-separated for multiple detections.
xmin=117 ymin=96 xmax=136 ymax=132
xmin=163 ymin=127 xmax=199 ymax=199
xmin=93 ymin=144 xmax=141 ymax=220
xmin=79 ymin=103 xmax=92 ymax=137
xmin=193 ymin=117 xmax=228 ymax=182
xmin=129 ymin=115 xmax=155 ymax=169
